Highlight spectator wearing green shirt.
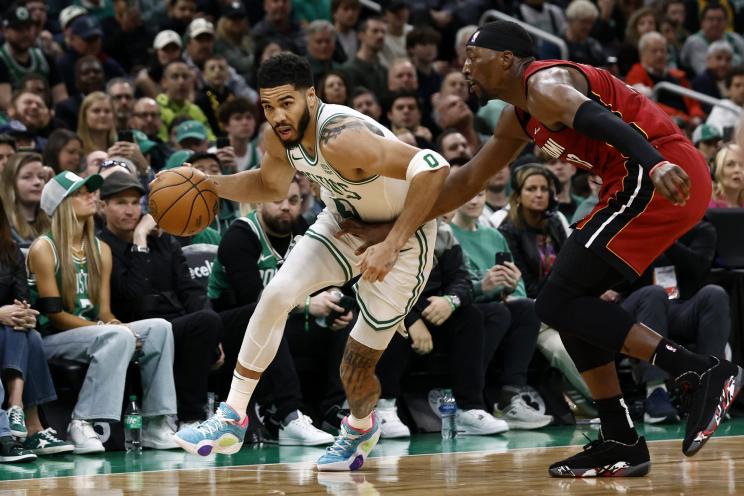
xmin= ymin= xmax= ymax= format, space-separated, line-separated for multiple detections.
xmin=449 ymin=188 xmax=550 ymax=430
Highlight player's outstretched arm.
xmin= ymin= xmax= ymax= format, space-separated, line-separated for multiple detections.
xmin=527 ymin=67 xmax=690 ymax=205
xmin=208 ymin=131 xmax=295 ymax=204
xmin=321 ymin=116 xmax=449 ymax=281
xmin=428 ymin=105 xmax=529 ymax=219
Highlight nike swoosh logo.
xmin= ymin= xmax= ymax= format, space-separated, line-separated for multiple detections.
xmin=258 ymin=253 xmax=273 ymax=264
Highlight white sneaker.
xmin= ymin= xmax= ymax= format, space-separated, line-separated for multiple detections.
xmin=142 ymin=416 xmax=179 ymax=449
xmin=67 ymin=420 xmax=105 ymax=454
xmin=376 ymin=399 xmax=410 ymax=438
xmin=494 ymin=396 xmax=553 ymax=430
xmin=279 ymin=411 xmax=335 ymax=446
xmin=455 ymin=409 xmax=509 ymax=436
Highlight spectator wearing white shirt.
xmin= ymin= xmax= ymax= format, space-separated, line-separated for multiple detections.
xmin=706 ymin=66 xmax=744 ymax=135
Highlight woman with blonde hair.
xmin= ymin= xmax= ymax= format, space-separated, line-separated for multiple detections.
xmin=77 ymin=92 xmax=117 ymax=156
xmin=709 ymin=143 xmax=744 ymax=208
xmin=0 ymin=152 xmax=50 ymax=249
xmin=27 ymin=171 xmax=178 ymax=453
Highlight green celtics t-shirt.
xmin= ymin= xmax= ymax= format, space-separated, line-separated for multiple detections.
xmin=27 ymin=235 xmax=100 ymax=334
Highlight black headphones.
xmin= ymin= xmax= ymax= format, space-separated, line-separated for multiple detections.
xmin=510 ymin=163 xmax=561 ymax=214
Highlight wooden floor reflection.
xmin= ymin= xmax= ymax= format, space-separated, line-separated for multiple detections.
xmin=2 ymin=437 xmax=743 ymax=495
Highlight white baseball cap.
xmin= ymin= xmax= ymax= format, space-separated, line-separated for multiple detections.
xmin=59 ymin=5 xmax=87 ymax=30
xmin=186 ymin=18 xmax=214 ymax=39
xmin=153 ymin=30 xmax=182 ymax=50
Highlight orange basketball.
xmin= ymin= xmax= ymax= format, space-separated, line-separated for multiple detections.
xmin=148 ymin=167 xmax=219 ymax=236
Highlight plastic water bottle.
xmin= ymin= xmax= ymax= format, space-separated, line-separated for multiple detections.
xmin=315 ymin=289 xmax=344 ymax=327
xmin=439 ymin=389 xmax=457 ymax=440
xmin=124 ymin=395 xmax=142 ymax=453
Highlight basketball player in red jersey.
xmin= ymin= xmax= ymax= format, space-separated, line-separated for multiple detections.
xmin=339 ymin=20 xmax=744 ymax=477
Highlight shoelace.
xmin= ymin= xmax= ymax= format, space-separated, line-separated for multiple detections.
xmin=325 ymin=427 xmax=360 ymax=456
xmin=7 ymin=407 xmax=23 ymax=426
xmin=38 ymin=428 xmax=60 ymax=441
xmin=581 ymin=433 xmax=603 ymax=451
xmin=196 ymin=409 xmax=237 ymax=436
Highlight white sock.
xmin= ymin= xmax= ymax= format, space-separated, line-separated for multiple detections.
xmin=347 ymin=412 xmax=373 ymax=431
xmin=226 ymin=370 xmax=258 ymax=420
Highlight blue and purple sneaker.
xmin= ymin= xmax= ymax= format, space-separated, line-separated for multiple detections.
xmin=316 ymin=413 xmax=380 ymax=471
xmin=173 ymin=402 xmax=248 ymax=456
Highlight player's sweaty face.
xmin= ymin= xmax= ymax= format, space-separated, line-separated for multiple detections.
xmin=260 ymin=85 xmax=312 ymax=148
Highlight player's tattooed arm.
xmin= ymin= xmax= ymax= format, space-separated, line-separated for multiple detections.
xmin=319 ymin=115 xmax=384 ymax=145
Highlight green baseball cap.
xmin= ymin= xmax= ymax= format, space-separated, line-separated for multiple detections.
xmin=175 ymin=120 xmax=208 ymax=144
xmin=164 ymin=149 xmax=194 ymax=170
xmin=41 ymin=171 xmax=103 ymax=216
xmin=132 ymin=129 xmax=157 ymax=154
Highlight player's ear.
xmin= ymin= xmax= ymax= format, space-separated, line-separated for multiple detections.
xmin=306 ymin=87 xmax=317 ymax=103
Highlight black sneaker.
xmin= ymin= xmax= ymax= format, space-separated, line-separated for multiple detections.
xmin=548 ymin=435 xmax=650 ymax=478
xmin=321 ymin=404 xmax=350 ymax=435
xmin=678 ymin=357 xmax=744 ymax=457
xmin=0 ymin=436 xmax=37 ymax=463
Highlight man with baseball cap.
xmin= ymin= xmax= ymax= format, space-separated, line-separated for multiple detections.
xmin=183 ymin=18 xmax=255 ymax=101
xmin=56 ymin=15 xmax=125 ymax=95
xmin=0 ymin=3 xmax=67 ymax=108
xmin=175 ymin=120 xmax=209 ymax=153
xmin=692 ymin=123 xmax=723 ymax=166
xmin=98 ymin=171 xmax=227 ymax=434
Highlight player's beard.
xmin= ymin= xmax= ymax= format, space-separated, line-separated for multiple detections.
xmin=274 ymin=103 xmax=311 ymax=150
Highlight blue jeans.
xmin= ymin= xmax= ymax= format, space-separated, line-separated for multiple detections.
xmin=42 ymin=319 xmax=177 ymax=422
xmin=0 ymin=382 xmax=8 ymax=437
xmin=0 ymin=326 xmax=57 ymax=407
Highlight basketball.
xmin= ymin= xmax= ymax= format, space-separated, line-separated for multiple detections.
xmin=148 ymin=167 xmax=219 ymax=236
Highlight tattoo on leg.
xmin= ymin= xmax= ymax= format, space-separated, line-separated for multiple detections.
xmin=340 ymin=337 xmax=384 ymax=419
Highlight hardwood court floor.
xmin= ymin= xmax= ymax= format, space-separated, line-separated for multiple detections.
xmin=2 ymin=420 xmax=744 ymax=494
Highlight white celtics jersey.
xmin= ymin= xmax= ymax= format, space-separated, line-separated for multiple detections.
xmin=285 ymin=102 xmax=410 ymax=223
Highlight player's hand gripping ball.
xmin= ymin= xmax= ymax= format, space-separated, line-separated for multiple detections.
xmin=148 ymin=166 xmax=219 ymax=236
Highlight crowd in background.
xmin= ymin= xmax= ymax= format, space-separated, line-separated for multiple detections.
xmin=1 ymin=0 xmax=744 ymax=464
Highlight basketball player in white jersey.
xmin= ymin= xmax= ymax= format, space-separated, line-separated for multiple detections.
xmin=174 ymin=53 xmax=450 ymax=471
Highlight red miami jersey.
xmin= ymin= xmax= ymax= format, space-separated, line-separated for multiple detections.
xmin=513 ymin=60 xmax=711 ymax=279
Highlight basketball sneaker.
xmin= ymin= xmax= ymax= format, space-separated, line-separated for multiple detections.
xmin=548 ymin=434 xmax=650 ymax=478
xmin=173 ymin=402 xmax=248 ymax=456
xmin=677 ymin=356 xmax=744 ymax=457
xmin=316 ymin=414 xmax=381 ymax=471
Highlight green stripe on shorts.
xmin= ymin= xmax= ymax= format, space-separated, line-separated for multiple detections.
xmin=356 ymin=228 xmax=429 ymax=330
xmin=305 ymin=229 xmax=353 ymax=281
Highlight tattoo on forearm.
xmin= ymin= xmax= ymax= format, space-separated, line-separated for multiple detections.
xmin=319 ymin=116 xmax=384 ymax=145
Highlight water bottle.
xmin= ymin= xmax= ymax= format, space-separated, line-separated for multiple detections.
xmin=124 ymin=395 xmax=142 ymax=453
xmin=439 ymin=389 xmax=457 ymax=440
xmin=315 ymin=289 xmax=344 ymax=327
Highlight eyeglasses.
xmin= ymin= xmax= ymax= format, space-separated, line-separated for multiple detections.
xmin=111 ymin=94 xmax=133 ymax=101
xmin=133 ymin=112 xmax=160 ymax=119
xmin=98 ymin=160 xmax=130 ymax=174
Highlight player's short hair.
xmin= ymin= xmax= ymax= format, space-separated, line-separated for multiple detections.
xmin=257 ymin=53 xmax=314 ymax=91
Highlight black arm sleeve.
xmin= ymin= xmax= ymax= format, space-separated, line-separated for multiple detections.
xmin=219 ymin=223 xmax=265 ymax=305
xmin=572 ymin=99 xmax=665 ymax=170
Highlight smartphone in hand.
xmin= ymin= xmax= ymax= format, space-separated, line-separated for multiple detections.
xmin=495 ymin=251 xmax=513 ymax=266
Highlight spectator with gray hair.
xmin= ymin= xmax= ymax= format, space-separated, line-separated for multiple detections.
xmin=306 ymin=20 xmax=340 ymax=83
xmin=538 ymin=0 xmax=607 ymax=67
xmin=681 ymin=3 xmax=744 ymax=77
xmin=106 ymin=78 xmax=135 ymax=132
xmin=692 ymin=41 xmax=734 ymax=107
